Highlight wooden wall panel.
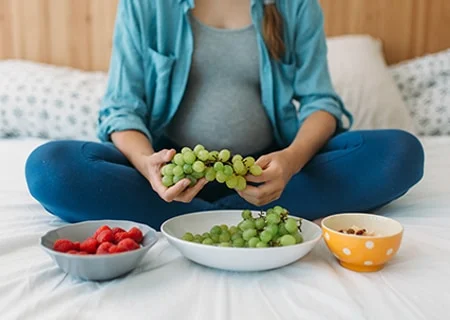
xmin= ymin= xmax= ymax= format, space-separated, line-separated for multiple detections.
xmin=0 ymin=0 xmax=449 ymax=70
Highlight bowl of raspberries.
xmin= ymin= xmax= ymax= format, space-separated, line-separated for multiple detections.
xmin=40 ymin=220 xmax=158 ymax=281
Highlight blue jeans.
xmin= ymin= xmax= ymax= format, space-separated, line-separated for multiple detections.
xmin=25 ymin=130 xmax=424 ymax=230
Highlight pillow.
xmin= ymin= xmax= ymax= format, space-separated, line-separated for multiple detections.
xmin=389 ymin=49 xmax=450 ymax=136
xmin=326 ymin=35 xmax=415 ymax=133
xmin=0 ymin=60 xmax=107 ymax=141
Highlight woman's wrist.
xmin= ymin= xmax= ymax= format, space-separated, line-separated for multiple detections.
xmin=282 ymin=146 xmax=309 ymax=176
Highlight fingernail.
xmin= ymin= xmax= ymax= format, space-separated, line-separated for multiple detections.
xmin=183 ymin=180 xmax=190 ymax=187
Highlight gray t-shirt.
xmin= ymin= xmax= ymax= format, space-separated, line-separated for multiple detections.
xmin=165 ymin=14 xmax=274 ymax=155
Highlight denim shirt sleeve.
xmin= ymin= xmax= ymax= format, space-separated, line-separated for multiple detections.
xmin=97 ymin=0 xmax=152 ymax=142
xmin=293 ymin=0 xmax=353 ymax=132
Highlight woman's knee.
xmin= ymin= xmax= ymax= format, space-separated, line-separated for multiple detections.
xmin=25 ymin=141 xmax=78 ymax=203
xmin=385 ymin=130 xmax=425 ymax=188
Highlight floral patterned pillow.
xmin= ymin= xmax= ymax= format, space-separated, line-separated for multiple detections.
xmin=389 ymin=49 xmax=450 ymax=136
xmin=0 ymin=60 xmax=107 ymax=140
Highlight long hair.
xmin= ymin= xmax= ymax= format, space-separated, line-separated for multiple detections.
xmin=262 ymin=2 xmax=285 ymax=60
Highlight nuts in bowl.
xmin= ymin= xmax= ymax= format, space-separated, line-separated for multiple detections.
xmin=321 ymin=213 xmax=403 ymax=272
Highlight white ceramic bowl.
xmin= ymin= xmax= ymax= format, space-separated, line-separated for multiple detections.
xmin=161 ymin=210 xmax=322 ymax=272
xmin=40 ymin=220 xmax=158 ymax=281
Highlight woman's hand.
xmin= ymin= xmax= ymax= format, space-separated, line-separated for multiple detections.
xmin=237 ymin=149 xmax=299 ymax=207
xmin=142 ymin=149 xmax=208 ymax=203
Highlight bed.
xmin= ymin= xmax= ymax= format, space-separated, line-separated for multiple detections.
xmin=1 ymin=1 xmax=450 ymax=319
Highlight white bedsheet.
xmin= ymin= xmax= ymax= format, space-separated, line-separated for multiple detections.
xmin=0 ymin=137 xmax=449 ymax=320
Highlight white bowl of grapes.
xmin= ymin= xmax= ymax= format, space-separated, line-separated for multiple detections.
xmin=161 ymin=206 xmax=322 ymax=272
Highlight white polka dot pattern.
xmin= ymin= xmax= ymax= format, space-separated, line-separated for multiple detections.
xmin=387 ymin=248 xmax=394 ymax=256
xmin=343 ymin=248 xmax=351 ymax=255
xmin=365 ymin=241 xmax=374 ymax=249
xmin=324 ymin=232 xmax=330 ymax=241
xmin=364 ymin=261 xmax=373 ymax=266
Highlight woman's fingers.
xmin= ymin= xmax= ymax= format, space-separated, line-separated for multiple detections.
xmin=174 ymin=179 xmax=208 ymax=203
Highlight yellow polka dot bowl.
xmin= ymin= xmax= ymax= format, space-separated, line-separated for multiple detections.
xmin=321 ymin=213 xmax=404 ymax=272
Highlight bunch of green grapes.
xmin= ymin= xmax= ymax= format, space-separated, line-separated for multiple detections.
xmin=181 ymin=206 xmax=303 ymax=248
xmin=160 ymin=144 xmax=263 ymax=191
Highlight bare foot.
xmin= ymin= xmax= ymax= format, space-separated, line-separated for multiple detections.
xmin=313 ymin=218 xmax=323 ymax=226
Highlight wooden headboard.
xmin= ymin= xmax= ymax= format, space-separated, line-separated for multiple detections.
xmin=1 ymin=0 xmax=449 ymax=71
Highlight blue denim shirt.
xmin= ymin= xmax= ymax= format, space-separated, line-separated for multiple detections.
xmin=97 ymin=0 xmax=353 ymax=148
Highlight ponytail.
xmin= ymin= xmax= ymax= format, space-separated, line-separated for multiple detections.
xmin=262 ymin=2 xmax=285 ymax=61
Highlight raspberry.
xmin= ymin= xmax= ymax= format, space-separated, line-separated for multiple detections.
xmin=77 ymin=251 xmax=89 ymax=255
xmin=114 ymin=231 xmax=130 ymax=244
xmin=67 ymin=250 xmax=79 ymax=254
xmin=109 ymin=245 xmax=126 ymax=254
xmin=117 ymin=238 xmax=140 ymax=252
xmin=73 ymin=242 xmax=81 ymax=251
xmin=97 ymin=230 xmax=114 ymax=243
xmin=93 ymin=225 xmax=111 ymax=239
xmin=80 ymin=237 xmax=99 ymax=254
xmin=53 ymin=239 xmax=75 ymax=253
xmin=128 ymin=227 xmax=144 ymax=243
xmin=97 ymin=242 xmax=114 ymax=254
xmin=111 ymin=227 xmax=126 ymax=235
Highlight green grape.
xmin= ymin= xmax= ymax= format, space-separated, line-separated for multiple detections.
xmin=210 ymin=225 xmax=222 ymax=235
xmin=209 ymin=151 xmax=219 ymax=161
xmin=233 ymin=160 xmax=246 ymax=175
xmin=272 ymin=236 xmax=280 ymax=245
xmin=226 ymin=175 xmax=238 ymax=189
xmin=280 ymin=234 xmax=296 ymax=246
xmin=194 ymin=234 xmax=202 ymax=241
xmin=191 ymin=171 xmax=204 ymax=179
xmin=172 ymin=165 xmax=184 ymax=177
xmin=214 ymin=162 xmax=224 ymax=172
xmin=256 ymin=241 xmax=268 ymax=248
xmin=193 ymin=144 xmax=205 ymax=155
xmin=228 ymin=226 xmax=238 ymax=235
xmin=264 ymin=224 xmax=279 ymax=237
xmin=248 ymin=237 xmax=259 ymax=248
xmin=231 ymin=232 xmax=242 ymax=241
xmin=186 ymin=175 xmax=197 ymax=187
xmin=211 ymin=234 xmax=220 ymax=243
xmin=182 ymin=232 xmax=194 ymax=241
xmin=218 ymin=149 xmax=231 ymax=162
xmin=293 ymin=232 xmax=304 ymax=244
xmin=244 ymin=156 xmax=256 ymax=168
xmin=161 ymin=163 xmax=176 ymax=176
xmin=205 ymin=168 xmax=216 ymax=182
xmin=173 ymin=153 xmax=185 ymax=166
xmin=220 ymin=224 xmax=229 ymax=232
xmin=219 ymin=242 xmax=231 ymax=247
xmin=202 ymin=232 xmax=210 ymax=239
xmin=162 ymin=175 xmax=174 ymax=187
xmin=250 ymin=165 xmax=263 ymax=176
xmin=273 ymin=206 xmax=285 ymax=215
xmin=285 ymin=218 xmax=299 ymax=234
xmin=255 ymin=217 xmax=265 ymax=230
xmin=232 ymin=155 xmax=243 ymax=163
xmin=219 ymin=231 xmax=231 ymax=242
xmin=223 ymin=165 xmax=233 ymax=177
xmin=278 ymin=223 xmax=289 ymax=236
xmin=266 ymin=213 xmax=281 ymax=225
xmin=232 ymin=238 xmax=245 ymax=248
xmin=235 ymin=176 xmax=247 ymax=191
xmin=202 ymin=238 xmax=214 ymax=245
xmin=242 ymin=209 xmax=252 ymax=220
xmin=239 ymin=219 xmax=255 ymax=231
xmin=192 ymin=161 xmax=205 ymax=173
xmin=216 ymin=171 xmax=228 ymax=183
xmin=266 ymin=208 xmax=275 ymax=215
xmin=183 ymin=151 xmax=196 ymax=164
xmin=197 ymin=150 xmax=209 ymax=161
xmin=173 ymin=174 xmax=185 ymax=184
xmin=193 ymin=239 xmax=201 ymax=243
xmin=259 ymin=230 xmax=273 ymax=243
xmin=243 ymin=228 xmax=257 ymax=241
xmin=183 ymin=164 xmax=193 ymax=174
xmin=181 ymin=147 xmax=192 ymax=154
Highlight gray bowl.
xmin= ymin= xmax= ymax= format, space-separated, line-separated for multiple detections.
xmin=40 ymin=220 xmax=158 ymax=281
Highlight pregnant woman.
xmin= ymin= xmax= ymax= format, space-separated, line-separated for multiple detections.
xmin=25 ymin=0 xmax=424 ymax=229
